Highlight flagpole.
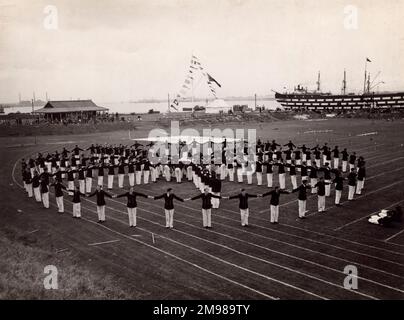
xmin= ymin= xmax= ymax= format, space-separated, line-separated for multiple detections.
xmin=363 ymin=58 xmax=368 ymax=94
xmin=168 ymin=93 xmax=170 ymax=113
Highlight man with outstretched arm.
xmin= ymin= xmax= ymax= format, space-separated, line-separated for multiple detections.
xmin=87 ymin=185 xmax=113 ymax=223
xmin=153 ymin=188 xmax=184 ymax=229
xmin=114 ymin=187 xmax=153 ymax=227
xmin=292 ymin=180 xmax=311 ymax=219
xmin=261 ymin=186 xmax=290 ymax=224
xmin=186 ymin=188 xmax=222 ymax=228
xmin=226 ymin=188 xmax=259 ymax=227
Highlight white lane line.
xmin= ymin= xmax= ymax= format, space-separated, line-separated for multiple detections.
xmin=385 ymin=229 xmax=404 ymax=243
xmin=99 ymin=195 xmax=403 ymax=295
xmin=127 ymin=182 xmax=404 ymax=269
xmin=131 ymin=209 xmax=381 ymax=299
xmin=334 ymin=199 xmax=404 ymax=231
xmin=308 ymin=179 xmax=404 ymax=219
xmin=368 ymin=157 xmax=404 ymax=169
xmin=27 ymin=229 xmax=39 ymax=234
xmin=77 ymin=207 xmax=279 ymax=300
xmin=79 ymin=199 xmax=324 ymax=299
xmin=15 ymin=180 xmax=278 ymax=300
xmin=88 ymin=239 xmax=120 ymax=246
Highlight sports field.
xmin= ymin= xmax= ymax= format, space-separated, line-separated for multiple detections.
xmin=1 ymin=117 xmax=404 ymax=299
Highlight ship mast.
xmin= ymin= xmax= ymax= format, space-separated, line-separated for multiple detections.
xmin=316 ymin=71 xmax=321 ymax=92
xmin=367 ymin=73 xmax=371 ymax=94
xmin=342 ymin=70 xmax=347 ymax=95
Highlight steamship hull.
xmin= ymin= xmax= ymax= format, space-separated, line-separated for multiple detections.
xmin=275 ymin=91 xmax=404 ymax=110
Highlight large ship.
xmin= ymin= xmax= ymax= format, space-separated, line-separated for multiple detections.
xmin=275 ymin=62 xmax=404 ymax=110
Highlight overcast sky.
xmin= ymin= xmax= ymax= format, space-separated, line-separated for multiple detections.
xmin=0 ymin=0 xmax=403 ymax=102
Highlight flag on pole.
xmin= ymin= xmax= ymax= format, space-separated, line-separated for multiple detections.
xmin=207 ymin=73 xmax=221 ymax=88
xmin=366 ymin=57 xmax=372 ymax=62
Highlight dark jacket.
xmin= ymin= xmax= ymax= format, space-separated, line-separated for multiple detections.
xmin=51 ymin=182 xmax=66 ymax=197
xmin=263 ymin=189 xmax=289 ymax=206
xmin=117 ymin=191 xmax=147 ymax=208
xmin=154 ymin=193 xmax=184 ymax=210
xmin=88 ymin=189 xmax=112 ymax=206
xmin=229 ymin=193 xmax=258 ymax=209
xmin=191 ymin=193 xmax=221 ymax=209
xmin=293 ymin=184 xmax=310 ymax=201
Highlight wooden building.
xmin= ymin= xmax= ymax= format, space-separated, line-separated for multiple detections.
xmin=35 ymin=100 xmax=108 ymax=121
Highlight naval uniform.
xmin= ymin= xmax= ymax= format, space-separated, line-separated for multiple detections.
xmin=347 ymin=171 xmax=357 ymax=200
xmin=191 ymin=193 xmax=222 ymax=228
xmin=228 ymin=193 xmax=258 ymax=226
xmin=293 ymin=183 xmax=311 ymax=218
xmin=116 ymin=191 xmax=148 ymax=227
xmin=154 ymin=193 xmax=184 ymax=228
xmin=88 ymin=189 xmax=113 ymax=222
xmin=50 ymin=181 xmax=66 ymax=213
xmin=71 ymin=189 xmax=85 ymax=217
xmin=262 ymin=189 xmax=290 ymax=223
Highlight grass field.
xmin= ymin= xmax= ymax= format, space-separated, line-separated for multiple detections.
xmin=1 ymin=117 xmax=404 ymax=299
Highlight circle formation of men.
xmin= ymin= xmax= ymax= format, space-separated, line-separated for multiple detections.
xmin=20 ymin=138 xmax=367 ymax=227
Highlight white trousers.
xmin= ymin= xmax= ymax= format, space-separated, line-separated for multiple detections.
xmin=211 ymin=192 xmax=220 ymax=209
xmin=256 ymin=172 xmax=262 ymax=185
xmin=165 ymin=209 xmax=174 ymax=228
xmin=240 ymin=208 xmax=249 ymax=226
xmin=237 ymin=169 xmax=243 ymax=183
xmin=311 ymin=178 xmax=317 ymax=193
xmin=26 ymin=183 xmax=33 ymax=198
xmin=86 ymin=177 xmax=92 ymax=193
xmin=187 ymin=166 xmax=193 ymax=180
xmin=127 ymin=207 xmax=137 ymax=226
xmin=34 ymin=187 xmax=41 ymax=202
xmin=136 ymin=171 xmax=142 ymax=184
xmin=143 ymin=170 xmax=150 ymax=184
xmin=291 ymin=175 xmax=297 ymax=190
xmin=348 ymin=185 xmax=355 ymax=200
xmin=150 ymin=169 xmax=157 ymax=182
xmin=247 ymin=172 xmax=252 ymax=184
xmin=325 ymin=180 xmax=331 ymax=196
xmin=315 ymin=159 xmax=321 ymax=167
xmin=349 ymin=163 xmax=354 ymax=171
xmin=68 ymin=181 xmax=74 ymax=195
xmin=267 ymin=173 xmax=273 ymax=188
xmin=56 ymin=196 xmax=64 ymax=213
xmin=97 ymin=205 xmax=106 ymax=221
xmin=335 ymin=190 xmax=342 ymax=204
xmin=164 ymin=167 xmax=171 ymax=182
xmin=342 ymin=161 xmax=347 ymax=172
xmin=356 ymin=180 xmax=364 ymax=194
xmin=73 ymin=203 xmax=81 ymax=217
xmin=334 ymin=158 xmax=339 ymax=169
xmin=218 ymin=164 xmax=225 ymax=180
xmin=228 ymin=168 xmax=234 ymax=181
xmin=318 ymin=195 xmax=326 ymax=212
xmin=298 ymin=200 xmax=306 ymax=217
xmin=279 ymin=173 xmax=286 ymax=189
xmin=108 ymin=175 xmax=114 ymax=189
xmin=79 ymin=179 xmax=85 ymax=194
xmin=128 ymin=173 xmax=135 ymax=186
xmin=175 ymin=168 xmax=182 ymax=183
xmin=202 ymin=209 xmax=212 ymax=227
xmin=97 ymin=175 xmax=104 ymax=187
xmin=270 ymin=205 xmax=279 ymax=223
xmin=118 ymin=174 xmax=124 ymax=188
xmin=42 ymin=192 xmax=49 ymax=208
